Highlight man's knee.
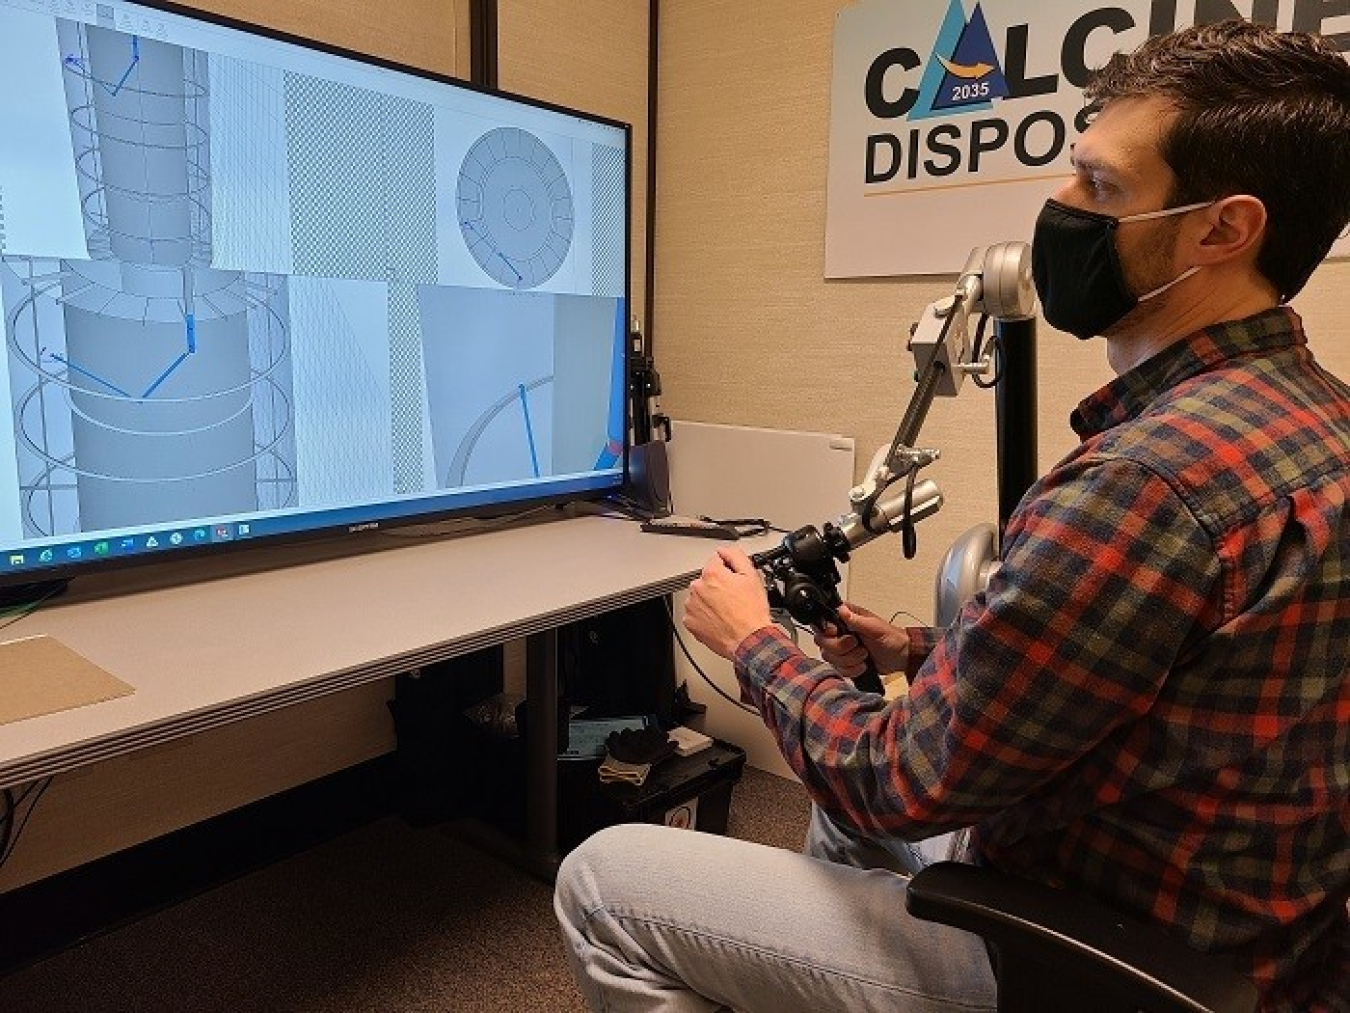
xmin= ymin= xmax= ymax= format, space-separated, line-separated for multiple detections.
xmin=555 ymin=822 xmax=667 ymax=926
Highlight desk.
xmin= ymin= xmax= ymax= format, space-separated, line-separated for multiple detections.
xmin=0 ymin=512 xmax=775 ymax=873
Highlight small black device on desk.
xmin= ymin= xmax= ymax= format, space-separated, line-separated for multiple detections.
xmin=640 ymin=515 xmax=739 ymax=539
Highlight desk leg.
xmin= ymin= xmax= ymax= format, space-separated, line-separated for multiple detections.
xmin=445 ymin=631 xmax=562 ymax=880
xmin=523 ymin=628 xmax=561 ymax=878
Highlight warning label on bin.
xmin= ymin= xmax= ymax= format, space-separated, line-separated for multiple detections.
xmin=664 ymin=799 xmax=698 ymax=830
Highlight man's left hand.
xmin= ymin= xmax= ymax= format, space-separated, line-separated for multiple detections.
xmin=683 ymin=547 xmax=773 ymax=659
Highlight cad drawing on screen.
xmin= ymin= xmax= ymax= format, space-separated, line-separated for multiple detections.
xmin=3 ymin=23 xmax=296 ymax=539
xmin=0 ymin=0 xmax=630 ymax=594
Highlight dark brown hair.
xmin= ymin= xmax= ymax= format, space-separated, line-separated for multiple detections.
xmin=1086 ymin=20 xmax=1350 ymax=300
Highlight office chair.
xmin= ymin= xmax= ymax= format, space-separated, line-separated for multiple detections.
xmin=905 ymin=861 xmax=1259 ymax=1013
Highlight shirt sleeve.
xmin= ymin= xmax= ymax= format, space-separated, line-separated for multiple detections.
xmin=904 ymin=625 xmax=940 ymax=678
xmin=732 ymin=455 xmax=1222 ymax=841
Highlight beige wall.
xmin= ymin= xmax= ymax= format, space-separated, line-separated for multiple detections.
xmin=654 ymin=0 xmax=1350 ymax=628
xmin=499 ymin=0 xmax=651 ymax=332
xmin=184 ymin=0 xmax=467 ymax=76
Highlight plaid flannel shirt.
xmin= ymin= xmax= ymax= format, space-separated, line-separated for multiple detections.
xmin=734 ymin=308 xmax=1349 ymax=1011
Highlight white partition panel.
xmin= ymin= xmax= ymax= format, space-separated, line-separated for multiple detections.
xmin=665 ymin=421 xmax=855 ymax=777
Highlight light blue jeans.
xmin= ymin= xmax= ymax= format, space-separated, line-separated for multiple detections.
xmin=553 ymin=806 xmax=997 ymax=1012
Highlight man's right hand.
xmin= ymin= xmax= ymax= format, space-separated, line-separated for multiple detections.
xmin=814 ymin=604 xmax=910 ymax=680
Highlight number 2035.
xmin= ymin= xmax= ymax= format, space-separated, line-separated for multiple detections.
xmin=950 ymin=81 xmax=991 ymax=101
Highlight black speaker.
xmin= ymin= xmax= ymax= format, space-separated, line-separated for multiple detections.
xmin=627 ymin=440 xmax=671 ymax=517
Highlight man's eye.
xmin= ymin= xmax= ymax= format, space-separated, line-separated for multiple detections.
xmin=1089 ymin=177 xmax=1116 ymax=199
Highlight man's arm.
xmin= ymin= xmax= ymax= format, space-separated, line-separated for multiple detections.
xmin=730 ymin=456 xmax=1222 ymax=842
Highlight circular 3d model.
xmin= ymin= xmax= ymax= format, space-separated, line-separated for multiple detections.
xmin=457 ymin=127 xmax=574 ymax=289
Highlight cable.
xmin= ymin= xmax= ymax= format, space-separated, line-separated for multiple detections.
xmin=377 ymin=503 xmax=561 ymax=539
xmin=600 ymin=493 xmax=661 ymax=521
xmin=0 ymin=776 xmax=54 ymax=873
xmin=661 ymin=598 xmax=759 ymax=716
xmin=900 ymin=466 xmax=920 ymax=559
xmin=0 ymin=581 xmax=67 ymax=632
xmin=594 ymin=502 xmax=650 ymax=524
xmin=969 ymin=312 xmax=990 ymax=367
xmin=971 ymin=314 xmax=1005 ymax=390
xmin=889 ymin=609 xmax=925 ymax=627
xmin=0 ymin=788 xmax=14 ymax=862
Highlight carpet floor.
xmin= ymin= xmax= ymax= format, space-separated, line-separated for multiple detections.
xmin=0 ymin=766 xmax=811 ymax=1012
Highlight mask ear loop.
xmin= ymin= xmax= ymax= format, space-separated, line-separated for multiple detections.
xmin=1117 ymin=199 xmax=1215 ymax=223
xmin=1138 ymin=265 xmax=1201 ymax=301
xmin=1123 ymin=199 xmax=1216 ymax=301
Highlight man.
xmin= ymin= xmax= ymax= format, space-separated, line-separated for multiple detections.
xmin=555 ymin=21 xmax=1350 ymax=1012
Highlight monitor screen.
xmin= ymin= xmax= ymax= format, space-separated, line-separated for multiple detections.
xmin=0 ymin=0 xmax=630 ymax=595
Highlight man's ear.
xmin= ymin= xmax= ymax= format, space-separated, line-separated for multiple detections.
xmin=1190 ymin=194 xmax=1267 ymax=266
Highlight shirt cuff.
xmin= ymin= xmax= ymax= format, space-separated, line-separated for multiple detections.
xmin=732 ymin=624 xmax=866 ymax=711
xmin=904 ymin=625 xmax=939 ymax=679
xmin=731 ymin=626 xmax=801 ymax=703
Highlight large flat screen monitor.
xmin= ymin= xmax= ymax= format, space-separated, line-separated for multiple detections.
xmin=0 ymin=0 xmax=630 ymax=598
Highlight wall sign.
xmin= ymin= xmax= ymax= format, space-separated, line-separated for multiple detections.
xmin=825 ymin=0 xmax=1350 ymax=277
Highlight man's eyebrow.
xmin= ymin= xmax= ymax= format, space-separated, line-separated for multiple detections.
xmin=1067 ymin=144 xmax=1117 ymax=176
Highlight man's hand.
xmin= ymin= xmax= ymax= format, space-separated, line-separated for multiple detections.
xmin=683 ymin=547 xmax=773 ymax=659
xmin=814 ymin=604 xmax=910 ymax=679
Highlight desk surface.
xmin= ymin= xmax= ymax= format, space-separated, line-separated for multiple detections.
xmin=0 ymin=513 xmax=774 ymax=790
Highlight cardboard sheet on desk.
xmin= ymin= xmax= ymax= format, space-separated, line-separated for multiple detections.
xmin=0 ymin=635 xmax=134 ymax=726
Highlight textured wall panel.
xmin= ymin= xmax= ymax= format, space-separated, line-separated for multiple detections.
xmin=182 ymin=0 xmax=464 ymax=77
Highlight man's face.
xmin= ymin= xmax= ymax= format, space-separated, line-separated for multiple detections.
xmin=1051 ymin=95 xmax=1189 ymax=334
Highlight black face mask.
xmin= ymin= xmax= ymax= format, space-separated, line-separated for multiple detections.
xmin=1031 ymin=198 xmax=1210 ymax=340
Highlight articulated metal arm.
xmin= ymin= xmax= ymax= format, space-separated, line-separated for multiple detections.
xmin=753 ymin=242 xmax=1036 ymax=693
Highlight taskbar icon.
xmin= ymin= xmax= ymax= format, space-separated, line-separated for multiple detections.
xmin=8 ymin=520 xmax=261 ymax=572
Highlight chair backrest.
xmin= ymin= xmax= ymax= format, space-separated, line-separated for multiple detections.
xmin=934 ymin=523 xmax=998 ymax=627
xmin=906 ymin=862 xmax=1260 ymax=1013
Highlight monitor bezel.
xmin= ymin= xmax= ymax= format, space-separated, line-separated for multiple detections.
xmin=0 ymin=0 xmax=634 ymax=597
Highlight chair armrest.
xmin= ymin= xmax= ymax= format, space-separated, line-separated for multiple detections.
xmin=905 ymin=861 xmax=1258 ymax=1013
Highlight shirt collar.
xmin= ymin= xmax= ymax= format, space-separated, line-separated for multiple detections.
xmin=1070 ymin=307 xmax=1306 ymax=439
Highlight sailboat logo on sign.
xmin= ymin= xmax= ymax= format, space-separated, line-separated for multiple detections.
xmin=914 ymin=0 xmax=1010 ymax=119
